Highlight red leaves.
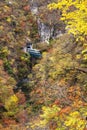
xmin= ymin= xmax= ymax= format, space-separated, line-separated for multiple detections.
xmin=23 ymin=5 xmax=30 ymax=11
xmin=59 ymin=106 xmax=71 ymax=115
xmin=16 ymin=110 xmax=28 ymax=124
xmin=53 ymin=99 xmax=60 ymax=105
xmin=3 ymin=118 xmax=16 ymax=126
xmin=16 ymin=92 xmax=26 ymax=105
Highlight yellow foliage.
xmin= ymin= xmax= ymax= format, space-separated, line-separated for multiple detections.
xmin=4 ymin=5 xmax=10 ymax=11
xmin=40 ymin=105 xmax=61 ymax=126
xmin=5 ymin=94 xmax=18 ymax=111
xmin=0 ymin=26 xmax=4 ymax=30
xmin=6 ymin=17 xmax=12 ymax=23
xmin=39 ymin=105 xmax=87 ymax=130
xmin=65 ymin=110 xmax=86 ymax=130
xmin=48 ymin=0 xmax=87 ymax=68
xmin=48 ymin=0 xmax=87 ymax=37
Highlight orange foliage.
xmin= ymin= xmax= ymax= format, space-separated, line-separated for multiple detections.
xmin=16 ymin=110 xmax=28 ymax=124
xmin=49 ymin=120 xmax=57 ymax=130
xmin=3 ymin=118 xmax=16 ymax=127
xmin=16 ymin=92 xmax=26 ymax=105
xmin=23 ymin=5 xmax=30 ymax=11
xmin=68 ymin=86 xmax=82 ymax=102
xmin=59 ymin=106 xmax=71 ymax=115
xmin=36 ymin=89 xmax=43 ymax=94
xmin=53 ymin=99 xmax=60 ymax=105
xmin=0 ymin=60 xmax=3 ymax=65
xmin=20 ymin=22 xmax=26 ymax=28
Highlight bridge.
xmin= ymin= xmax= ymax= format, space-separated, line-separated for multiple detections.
xmin=26 ymin=43 xmax=42 ymax=58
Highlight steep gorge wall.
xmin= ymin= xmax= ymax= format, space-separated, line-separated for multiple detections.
xmin=29 ymin=0 xmax=65 ymax=43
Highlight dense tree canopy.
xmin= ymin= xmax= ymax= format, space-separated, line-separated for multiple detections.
xmin=33 ymin=1 xmax=87 ymax=130
xmin=48 ymin=0 xmax=87 ymax=64
xmin=0 ymin=0 xmax=87 ymax=129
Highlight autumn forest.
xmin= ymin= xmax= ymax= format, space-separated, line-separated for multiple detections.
xmin=0 ymin=0 xmax=87 ymax=130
